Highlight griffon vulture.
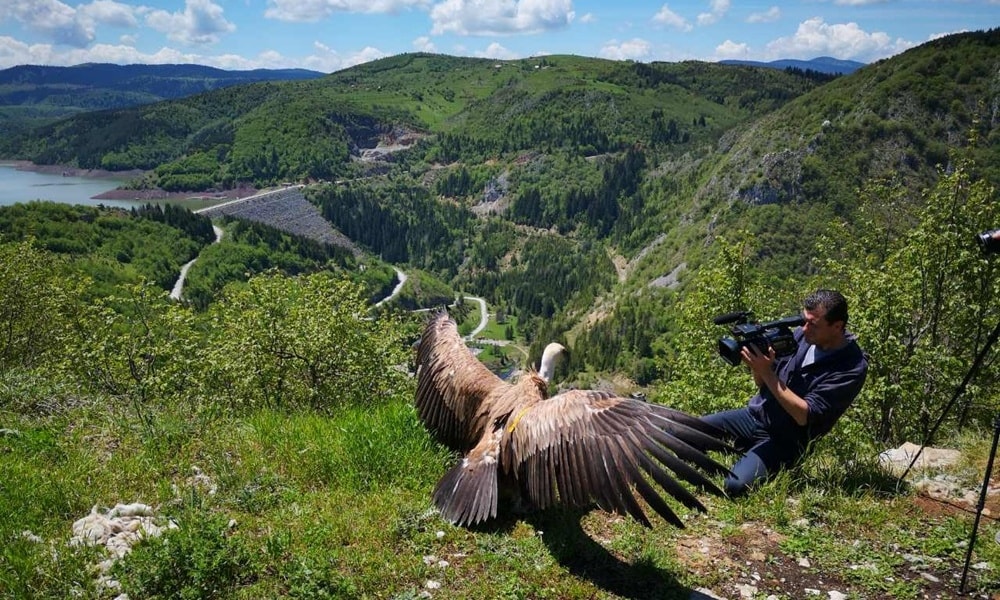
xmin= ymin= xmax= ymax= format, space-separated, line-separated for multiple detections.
xmin=414 ymin=312 xmax=731 ymax=528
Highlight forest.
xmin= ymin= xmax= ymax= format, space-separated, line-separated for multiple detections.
xmin=1 ymin=29 xmax=1000 ymax=599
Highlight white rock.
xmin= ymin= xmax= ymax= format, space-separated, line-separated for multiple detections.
xmin=878 ymin=442 xmax=961 ymax=473
xmin=805 ymin=588 xmax=821 ymax=595
xmin=798 ymin=557 xmax=811 ymax=568
xmin=973 ymin=561 xmax=991 ymax=571
xmin=736 ymin=584 xmax=757 ymax=599
xmin=20 ymin=530 xmax=43 ymax=543
xmin=424 ymin=580 xmax=441 ymax=590
xmin=109 ymin=503 xmax=154 ymax=518
xmin=920 ymin=572 xmax=941 ymax=583
xmin=828 ymin=591 xmax=848 ymax=600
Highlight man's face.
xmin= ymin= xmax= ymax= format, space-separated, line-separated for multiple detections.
xmin=802 ymin=306 xmax=844 ymax=349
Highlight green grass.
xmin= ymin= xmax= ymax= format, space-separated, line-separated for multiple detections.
xmin=1 ymin=387 xmax=997 ymax=599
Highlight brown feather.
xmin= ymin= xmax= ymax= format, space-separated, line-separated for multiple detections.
xmin=414 ymin=312 xmax=732 ymax=528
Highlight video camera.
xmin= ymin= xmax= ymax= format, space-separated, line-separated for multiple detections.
xmin=714 ymin=310 xmax=805 ymax=367
xmin=976 ymin=229 xmax=1000 ymax=254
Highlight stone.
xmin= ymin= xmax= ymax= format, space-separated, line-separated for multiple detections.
xmin=689 ymin=588 xmax=727 ymax=600
xmin=878 ymin=442 xmax=961 ymax=474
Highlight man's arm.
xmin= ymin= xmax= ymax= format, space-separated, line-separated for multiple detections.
xmin=741 ymin=345 xmax=809 ymax=426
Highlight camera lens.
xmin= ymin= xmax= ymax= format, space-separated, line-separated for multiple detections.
xmin=718 ymin=338 xmax=742 ymax=366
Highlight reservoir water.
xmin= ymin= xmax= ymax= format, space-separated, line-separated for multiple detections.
xmin=0 ymin=163 xmax=147 ymax=210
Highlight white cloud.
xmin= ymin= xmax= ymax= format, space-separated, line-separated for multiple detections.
xmin=747 ymin=6 xmax=780 ymax=24
xmin=0 ymin=32 xmax=384 ymax=72
xmin=145 ymin=0 xmax=236 ymax=45
xmin=763 ymin=17 xmax=913 ymax=61
xmin=697 ymin=0 xmax=729 ymax=26
xmin=474 ymin=42 xmax=519 ymax=59
xmin=714 ymin=39 xmax=748 ymax=59
xmin=430 ymin=0 xmax=575 ymax=36
xmin=304 ymin=41 xmax=386 ymax=71
xmin=413 ymin=35 xmax=436 ymax=52
xmin=79 ymin=0 xmax=139 ymax=29
xmin=579 ymin=12 xmax=595 ymax=24
xmin=598 ymin=38 xmax=651 ymax=61
xmin=928 ymin=29 xmax=969 ymax=41
xmin=0 ymin=0 xmax=94 ymax=47
xmin=265 ymin=0 xmax=430 ymax=22
xmin=652 ymin=5 xmax=691 ymax=32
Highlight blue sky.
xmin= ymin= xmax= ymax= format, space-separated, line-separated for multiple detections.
xmin=0 ymin=0 xmax=994 ymax=72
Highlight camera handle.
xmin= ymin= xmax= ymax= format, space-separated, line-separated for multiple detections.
xmin=896 ymin=316 xmax=1000 ymax=594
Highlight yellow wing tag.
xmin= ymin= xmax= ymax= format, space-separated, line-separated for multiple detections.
xmin=506 ymin=406 xmax=533 ymax=434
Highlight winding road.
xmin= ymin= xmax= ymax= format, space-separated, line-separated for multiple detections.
xmin=170 ymin=231 xmax=494 ymax=349
xmin=170 ymin=225 xmax=224 ymax=301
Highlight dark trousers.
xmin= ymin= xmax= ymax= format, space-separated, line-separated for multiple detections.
xmin=702 ymin=408 xmax=807 ymax=497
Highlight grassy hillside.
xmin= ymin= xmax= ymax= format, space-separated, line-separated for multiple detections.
xmin=1 ymin=231 xmax=998 ymax=599
xmin=0 ymin=53 xmax=823 ymax=183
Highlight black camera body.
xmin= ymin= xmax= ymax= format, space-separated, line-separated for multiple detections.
xmin=714 ymin=311 xmax=805 ymax=367
xmin=977 ymin=229 xmax=1000 ymax=254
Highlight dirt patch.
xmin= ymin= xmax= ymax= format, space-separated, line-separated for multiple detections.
xmin=676 ymin=519 xmax=985 ymax=600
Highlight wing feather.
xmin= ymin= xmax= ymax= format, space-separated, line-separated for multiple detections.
xmin=502 ymin=389 xmax=730 ymax=527
xmin=432 ymin=433 xmax=500 ymax=527
xmin=415 ymin=312 xmax=507 ymax=452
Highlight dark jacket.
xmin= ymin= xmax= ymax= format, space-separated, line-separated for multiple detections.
xmin=748 ymin=328 xmax=868 ymax=443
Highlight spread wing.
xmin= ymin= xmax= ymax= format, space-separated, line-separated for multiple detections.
xmin=415 ymin=311 xmax=508 ymax=452
xmin=501 ymin=390 xmax=732 ymax=528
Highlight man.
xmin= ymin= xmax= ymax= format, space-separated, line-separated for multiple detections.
xmin=703 ymin=289 xmax=868 ymax=497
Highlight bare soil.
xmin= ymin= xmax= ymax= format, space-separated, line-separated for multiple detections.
xmin=674 ymin=488 xmax=1000 ymax=600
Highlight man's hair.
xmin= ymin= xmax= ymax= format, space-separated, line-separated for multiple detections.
xmin=804 ymin=289 xmax=848 ymax=325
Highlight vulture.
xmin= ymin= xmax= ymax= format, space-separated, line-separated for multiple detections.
xmin=414 ymin=312 xmax=732 ymax=529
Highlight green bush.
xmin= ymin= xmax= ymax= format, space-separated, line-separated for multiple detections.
xmin=114 ymin=510 xmax=257 ymax=599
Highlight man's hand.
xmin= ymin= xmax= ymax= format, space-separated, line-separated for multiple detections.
xmin=740 ymin=343 xmax=775 ymax=378
xmin=741 ymin=343 xmax=809 ymax=426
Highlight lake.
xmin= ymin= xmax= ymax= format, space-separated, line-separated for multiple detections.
xmin=0 ymin=163 xmax=148 ymax=210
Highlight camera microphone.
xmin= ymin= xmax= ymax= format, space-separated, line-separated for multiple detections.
xmin=712 ymin=310 xmax=751 ymax=325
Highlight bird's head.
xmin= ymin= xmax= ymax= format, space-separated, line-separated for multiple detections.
xmin=538 ymin=342 xmax=567 ymax=383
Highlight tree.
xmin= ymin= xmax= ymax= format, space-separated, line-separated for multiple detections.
xmin=201 ymin=271 xmax=410 ymax=412
xmin=0 ymin=240 xmax=84 ymax=373
xmin=816 ymin=147 xmax=1000 ymax=443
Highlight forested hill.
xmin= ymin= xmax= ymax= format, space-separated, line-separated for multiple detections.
xmin=2 ymin=30 xmax=998 ymax=385
xmin=718 ymin=56 xmax=865 ymax=75
xmin=0 ymin=62 xmax=325 ymax=135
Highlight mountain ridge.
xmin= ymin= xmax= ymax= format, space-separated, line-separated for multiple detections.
xmin=718 ymin=56 xmax=866 ymax=74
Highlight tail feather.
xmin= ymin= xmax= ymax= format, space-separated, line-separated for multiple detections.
xmin=432 ymin=456 xmax=499 ymax=527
